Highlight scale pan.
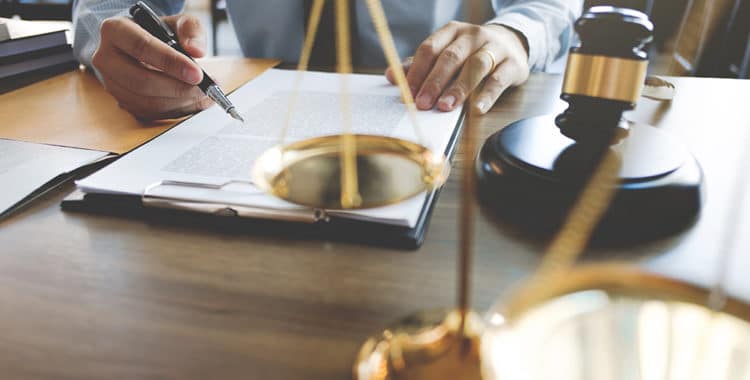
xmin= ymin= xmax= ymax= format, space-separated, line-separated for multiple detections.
xmin=482 ymin=264 xmax=750 ymax=380
xmin=252 ymin=135 xmax=450 ymax=210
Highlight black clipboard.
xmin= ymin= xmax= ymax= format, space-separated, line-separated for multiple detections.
xmin=62 ymin=112 xmax=465 ymax=250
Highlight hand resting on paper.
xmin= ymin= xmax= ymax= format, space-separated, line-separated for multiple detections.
xmin=385 ymin=22 xmax=530 ymax=115
xmin=92 ymin=14 xmax=212 ymax=120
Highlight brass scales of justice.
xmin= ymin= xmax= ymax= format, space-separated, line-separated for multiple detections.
xmin=248 ymin=1 xmax=750 ymax=379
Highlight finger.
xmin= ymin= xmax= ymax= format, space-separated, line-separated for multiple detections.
xmin=122 ymin=98 xmax=212 ymax=121
xmin=406 ymin=22 xmax=460 ymax=95
xmin=101 ymin=17 xmax=203 ymax=85
xmin=105 ymin=77 xmax=182 ymax=118
xmin=156 ymin=96 xmax=214 ymax=119
xmin=164 ymin=14 xmax=206 ymax=58
xmin=98 ymin=47 xmax=203 ymax=99
xmin=103 ymin=77 xmax=209 ymax=120
xmin=415 ymin=36 xmax=475 ymax=110
xmin=385 ymin=56 xmax=413 ymax=86
xmin=474 ymin=59 xmax=518 ymax=114
xmin=437 ymin=46 xmax=498 ymax=112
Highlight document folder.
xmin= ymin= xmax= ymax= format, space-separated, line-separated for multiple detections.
xmin=62 ymin=112 xmax=464 ymax=250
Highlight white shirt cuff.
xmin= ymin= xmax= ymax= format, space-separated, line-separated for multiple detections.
xmin=486 ymin=11 xmax=546 ymax=72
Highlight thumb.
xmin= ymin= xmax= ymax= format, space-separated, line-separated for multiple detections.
xmin=163 ymin=14 xmax=206 ymax=58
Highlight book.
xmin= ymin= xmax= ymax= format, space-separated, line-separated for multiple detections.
xmin=0 ymin=59 xmax=78 ymax=94
xmin=0 ymin=18 xmax=70 ymax=59
xmin=0 ymin=18 xmax=75 ymax=91
xmin=73 ymin=69 xmax=464 ymax=247
xmin=0 ymin=44 xmax=76 ymax=80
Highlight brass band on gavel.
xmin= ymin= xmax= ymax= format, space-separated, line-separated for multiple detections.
xmin=562 ymin=53 xmax=648 ymax=103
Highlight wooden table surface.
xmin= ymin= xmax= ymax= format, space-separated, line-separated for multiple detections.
xmin=1 ymin=66 xmax=749 ymax=379
xmin=0 ymin=58 xmax=279 ymax=154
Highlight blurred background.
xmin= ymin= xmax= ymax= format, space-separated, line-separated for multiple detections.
xmin=0 ymin=0 xmax=748 ymax=78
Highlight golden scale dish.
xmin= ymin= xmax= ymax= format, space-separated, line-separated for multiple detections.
xmin=251 ymin=0 xmax=449 ymax=210
xmin=248 ymin=0 xmax=750 ymax=379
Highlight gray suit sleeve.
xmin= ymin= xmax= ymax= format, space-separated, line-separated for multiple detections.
xmin=488 ymin=0 xmax=582 ymax=72
xmin=72 ymin=0 xmax=185 ymax=69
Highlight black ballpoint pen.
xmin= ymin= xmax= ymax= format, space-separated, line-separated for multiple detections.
xmin=129 ymin=1 xmax=244 ymax=122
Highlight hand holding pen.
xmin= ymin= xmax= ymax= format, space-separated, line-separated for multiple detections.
xmin=91 ymin=2 xmax=242 ymax=121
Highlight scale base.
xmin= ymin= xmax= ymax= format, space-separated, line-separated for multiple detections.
xmin=476 ymin=115 xmax=703 ymax=243
xmin=353 ymin=308 xmax=484 ymax=380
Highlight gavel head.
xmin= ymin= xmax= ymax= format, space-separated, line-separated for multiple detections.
xmin=555 ymin=6 xmax=653 ymax=146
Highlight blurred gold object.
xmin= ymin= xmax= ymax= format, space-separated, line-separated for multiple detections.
xmin=482 ymin=264 xmax=750 ymax=380
xmin=669 ymin=0 xmax=735 ymax=76
xmin=355 ymin=309 xmax=485 ymax=380
xmin=253 ymin=0 xmax=446 ymax=210
xmin=252 ymin=135 xmax=449 ymax=209
xmin=352 ymin=0 xmax=483 ymax=376
xmin=563 ymin=53 xmax=648 ymax=103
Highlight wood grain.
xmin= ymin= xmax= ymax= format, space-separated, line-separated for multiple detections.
xmin=1 ymin=72 xmax=749 ymax=380
xmin=0 ymin=57 xmax=279 ymax=154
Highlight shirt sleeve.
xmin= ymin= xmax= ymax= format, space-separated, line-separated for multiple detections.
xmin=72 ymin=0 xmax=185 ymax=69
xmin=488 ymin=0 xmax=583 ymax=72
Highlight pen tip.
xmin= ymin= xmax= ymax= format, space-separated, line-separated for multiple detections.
xmin=229 ymin=109 xmax=244 ymax=122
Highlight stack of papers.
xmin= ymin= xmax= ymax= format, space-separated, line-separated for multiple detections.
xmin=77 ymin=69 xmax=463 ymax=228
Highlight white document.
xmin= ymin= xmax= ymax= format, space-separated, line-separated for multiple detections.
xmin=0 ymin=139 xmax=108 ymax=219
xmin=77 ymin=69 xmax=463 ymax=228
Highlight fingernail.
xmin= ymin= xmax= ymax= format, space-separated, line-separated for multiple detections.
xmin=182 ymin=66 xmax=201 ymax=84
xmin=439 ymin=95 xmax=456 ymax=109
xmin=476 ymin=101 xmax=488 ymax=113
xmin=416 ymin=93 xmax=432 ymax=109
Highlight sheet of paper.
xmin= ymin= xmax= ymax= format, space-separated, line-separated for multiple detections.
xmin=0 ymin=139 xmax=109 ymax=219
xmin=77 ymin=69 xmax=463 ymax=227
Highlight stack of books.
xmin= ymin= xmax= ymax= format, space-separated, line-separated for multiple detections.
xmin=0 ymin=18 xmax=78 ymax=91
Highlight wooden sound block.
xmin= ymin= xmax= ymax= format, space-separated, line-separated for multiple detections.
xmin=475 ymin=115 xmax=703 ymax=244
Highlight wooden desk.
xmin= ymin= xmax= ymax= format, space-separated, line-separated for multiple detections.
xmin=1 ymin=72 xmax=749 ymax=379
xmin=0 ymin=57 xmax=279 ymax=154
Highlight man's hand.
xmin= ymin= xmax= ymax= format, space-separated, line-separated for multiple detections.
xmin=92 ymin=14 xmax=211 ymax=120
xmin=386 ymin=22 xmax=530 ymax=114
